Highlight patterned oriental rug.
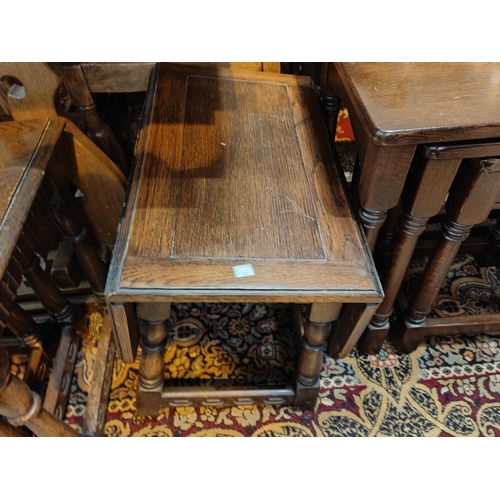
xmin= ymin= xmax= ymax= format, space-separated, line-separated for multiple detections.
xmin=64 ymin=259 xmax=500 ymax=437
xmin=59 ymin=110 xmax=500 ymax=436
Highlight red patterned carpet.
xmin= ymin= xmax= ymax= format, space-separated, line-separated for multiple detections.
xmin=5 ymin=108 xmax=499 ymax=437
xmin=64 ymin=253 xmax=500 ymax=437
xmin=60 ymin=111 xmax=500 ymax=436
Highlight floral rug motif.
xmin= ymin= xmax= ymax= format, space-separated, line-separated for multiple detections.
xmin=63 ymin=253 xmax=500 ymax=436
xmin=61 ymin=110 xmax=500 ymax=436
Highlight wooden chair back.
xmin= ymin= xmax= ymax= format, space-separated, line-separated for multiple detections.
xmin=0 ymin=63 xmax=127 ymax=248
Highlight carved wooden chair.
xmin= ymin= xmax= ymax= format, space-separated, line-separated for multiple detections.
xmin=0 ymin=118 xmax=82 ymax=436
xmin=0 ymin=64 xmax=125 ymax=436
xmin=0 ymin=63 xmax=127 ymax=250
xmin=105 ymin=63 xmax=383 ymax=415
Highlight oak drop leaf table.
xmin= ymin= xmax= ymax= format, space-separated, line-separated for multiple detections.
xmin=105 ymin=64 xmax=383 ymax=414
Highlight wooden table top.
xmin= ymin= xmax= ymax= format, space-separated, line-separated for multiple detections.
xmin=0 ymin=118 xmax=64 ymax=279
xmin=334 ymin=62 xmax=500 ymax=146
xmin=107 ymin=64 xmax=382 ymax=303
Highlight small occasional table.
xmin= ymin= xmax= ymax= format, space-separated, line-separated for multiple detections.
xmin=326 ymin=62 xmax=500 ymax=354
xmin=105 ymin=64 xmax=383 ymax=415
xmin=328 ymin=62 xmax=500 ymax=250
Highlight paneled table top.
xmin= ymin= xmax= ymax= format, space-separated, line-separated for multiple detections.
xmin=106 ymin=64 xmax=383 ymax=305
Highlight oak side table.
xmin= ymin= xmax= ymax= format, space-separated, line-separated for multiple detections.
xmin=106 ymin=64 xmax=383 ymax=415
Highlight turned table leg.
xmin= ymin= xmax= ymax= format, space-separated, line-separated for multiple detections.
xmin=0 ymin=349 xmax=79 ymax=437
xmin=357 ymin=143 xmax=416 ymax=252
xmin=359 ymin=156 xmax=462 ymax=354
xmin=394 ymin=158 xmax=500 ymax=352
xmin=136 ymin=303 xmax=171 ymax=416
xmin=24 ymin=252 xmax=76 ymax=325
xmin=376 ymin=195 xmax=402 ymax=267
xmin=295 ymin=303 xmax=341 ymax=409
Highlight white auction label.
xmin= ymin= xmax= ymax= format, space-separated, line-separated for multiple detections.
xmin=232 ymin=264 xmax=255 ymax=278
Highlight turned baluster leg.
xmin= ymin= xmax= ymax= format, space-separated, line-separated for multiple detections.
xmin=0 ymin=349 xmax=79 ymax=437
xmin=357 ymin=144 xmax=416 ymax=252
xmin=359 ymin=156 xmax=462 ymax=354
xmin=23 ymin=217 xmax=87 ymax=417
xmin=375 ymin=195 xmax=402 ymax=266
xmin=394 ymin=158 xmax=500 ymax=352
xmin=49 ymin=197 xmax=107 ymax=303
xmin=136 ymin=303 xmax=171 ymax=416
xmin=64 ymin=63 xmax=129 ymax=176
xmin=295 ymin=303 xmax=342 ymax=409
xmin=319 ymin=63 xmax=342 ymax=141
xmin=24 ymin=251 xmax=85 ymax=328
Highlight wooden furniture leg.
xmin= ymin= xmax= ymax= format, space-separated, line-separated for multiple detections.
xmin=376 ymin=195 xmax=402 ymax=263
xmin=323 ymin=63 xmax=416 ymax=252
xmin=12 ymin=250 xmax=85 ymax=418
xmin=136 ymin=303 xmax=171 ymax=416
xmin=295 ymin=303 xmax=341 ymax=409
xmin=319 ymin=63 xmax=342 ymax=141
xmin=24 ymin=253 xmax=75 ymax=324
xmin=63 ymin=63 xmax=129 ymax=176
xmin=328 ymin=302 xmax=379 ymax=358
xmin=2 ymin=294 xmax=49 ymax=392
xmin=393 ymin=158 xmax=500 ymax=352
xmin=0 ymin=348 xmax=79 ymax=437
xmin=359 ymin=156 xmax=462 ymax=353
xmin=357 ymin=143 xmax=416 ymax=252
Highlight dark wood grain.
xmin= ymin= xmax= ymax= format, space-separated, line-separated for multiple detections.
xmin=394 ymin=158 xmax=500 ymax=352
xmin=114 ymin=65 xmax=381 ymax=301
xmin=0 ymin=119 xmax=64 ymax=280
xmin=327 ymin=63 xmax=500 ymax=256
xmin=174 ymin=77 xmax=323 ymax=260
xmin=106 ymin=64 xmax=382 ymax=412
xmin=360 ymin=153 xmax=462 ymax=353
xmin=79 ymin=62 xmax=280 ymax=94
xmin=0 ymin=63 xmax=127 ymax=248
xmin=334 ymin=63 xmax=500 ymax=146
xmin=422 ymin=139 xmax=500 ymax=160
